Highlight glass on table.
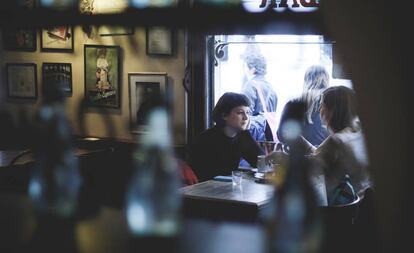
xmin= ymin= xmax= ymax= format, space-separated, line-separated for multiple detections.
xmin=232 ymin=170 xmax=243 ymax=186
xmin=257 ymin=155 xmax=272 ymax=173
xmin=257 ymin=141 xmax=276 ymax=155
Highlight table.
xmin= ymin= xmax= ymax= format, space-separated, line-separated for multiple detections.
xmin=181 ymin=176 xmax=275 ymax=222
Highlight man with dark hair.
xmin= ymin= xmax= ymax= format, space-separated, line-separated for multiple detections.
xmin=189 ymin=92 xmax=261 ymax=181
xmin=242 ymin=53 xmax=278 ymax=142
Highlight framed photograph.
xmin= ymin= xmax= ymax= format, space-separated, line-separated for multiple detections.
xmin=17 ymin=0 xmax=36 ymax=9
xmin=2 ymin=29 xmax=36 ymax=51
xmin=128 ymin=72 xmax=168 ymax=133
xmin=146 ymin=27 xmax=174 ymax=56
xmin=84 ymin=45 xmax=120 ymax=108
xmin=40 ymin=26 xmax=74 ymax=52
xmin=42 ymin=63 xmax=72 ymax=96
xmin=6 ymin=63 xmax=38 ymax=99
xmin=99 ymin=26 xmax=134 ymax=36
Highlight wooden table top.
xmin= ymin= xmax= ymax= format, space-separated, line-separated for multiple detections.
xmin=181 ymin=176 xmax=275 ymax=208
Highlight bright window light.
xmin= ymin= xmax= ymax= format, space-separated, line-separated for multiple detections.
xmin=213 ymin=34 xmax=352 ymax=129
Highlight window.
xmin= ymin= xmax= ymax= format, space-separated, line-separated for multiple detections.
xmin=212 ymin=34 xmax=352 ymax=129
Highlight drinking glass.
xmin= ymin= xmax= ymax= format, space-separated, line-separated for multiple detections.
xmin=232 ymin=170 xmax=243 ymax=186
xmin=257 ymin=155 xmax=271 ymax=173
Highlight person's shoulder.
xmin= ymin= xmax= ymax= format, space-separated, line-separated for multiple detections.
xmin=195 ymin=126 xmax=220 ymax=141
xmin=239 ymin=130 xmax=256 ymax=141
xmin=334 ymin=127 xmax=363 ymax=143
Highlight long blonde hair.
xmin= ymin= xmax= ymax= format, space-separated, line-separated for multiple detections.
xmin=301 ymin=65 xmax=329 ymax=123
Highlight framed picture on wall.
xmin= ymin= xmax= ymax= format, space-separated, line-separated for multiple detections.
xmin=42 ymin=63 xmax=72 ymax=96
xmin=99 ymin=25 xmax=134 ymax=36
xmin=128 ymin=72 xmax=168 ymax=133
xmin=6 ymin=63 xmax=38 ymax=99
xmin=146 ymin=27 xmax=174 ymax=56
xmin=84 ymin=45 xmax=120 ymax=108
xmin=41 ymin=26 xmax=74 ymax=52
xmin=2 ymin=29 xmax=36 ymax=51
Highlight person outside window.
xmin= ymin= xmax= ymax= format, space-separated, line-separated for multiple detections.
xmin=242 ymin=52 xmax=278 ymax=142
xmin=277 ymin=65 xmax=330 ymax=148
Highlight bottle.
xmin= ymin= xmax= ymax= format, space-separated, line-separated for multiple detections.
xmin=27 ymin=81 xmax=81 ymax=253
xmin=28 ymin=81 xmax=81 ymax=218
xmin=125 ymin=106 xmax=181 ymax=239
xmin=266 ymin=141 xmax=322 ymax=253
xmin=264 ymin=115 xmax=322 ymax=253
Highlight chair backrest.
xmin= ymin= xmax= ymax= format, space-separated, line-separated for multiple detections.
xmin=8 ymin=150 xmax=33 ymax=167
xmin=319 ymin=195 xmax=361 ymax=225
xmin=177 ymin=159 xmax=199 ymax=186
xmin=319 ymin=196 xmax=362 ymax=252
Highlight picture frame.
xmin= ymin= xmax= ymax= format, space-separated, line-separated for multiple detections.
xmin=42 ymin=62 xmax=72 ymax=96
xmin=2 ymin=29 xmax=36 ymax=51
xmin=6 ymin=63 xmax=38 ymax=99
xmin=14 ymin=0 xmax=36 ymax=9
xmin=84 ymin=45 xmax=120 ymax=108
xmin=146 ymin=27 xmax=174 ymax=56
xmin=99 ymin=25 xmax=134 ymax=36
xmin=40 ymin=26 xmax=74 ymax=52
xmin=128 ymin=72 xmax=168 ymax=133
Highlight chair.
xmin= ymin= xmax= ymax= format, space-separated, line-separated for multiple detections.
xmin=319 ymin=196 xmax=361 ymax=253
xmin=8 ymin=149 xmax=32 ymax=167
xmin=177 ymin=159 xmax=199 ymax=186
xmin=354 ymin=188 xmax=380 ymax=252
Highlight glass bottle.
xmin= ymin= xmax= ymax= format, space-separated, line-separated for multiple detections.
xmin=265 ymin=118 xmax=322 ymax=253
xmin=28 ymin=81 xmax=81 ymax=218
xmin=125 ymin=106 xmax=181 ymax=238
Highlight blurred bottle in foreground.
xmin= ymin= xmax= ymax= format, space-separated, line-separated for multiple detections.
xmin=125 ymin=102 xmax=181 ymax=240
xmin=27 ymin=80 xmax=81 ymax=253
xmin=264 ymin=101 xmax=322 ymax=253
xmin=28 ymin=80 xmax=81 ymax=218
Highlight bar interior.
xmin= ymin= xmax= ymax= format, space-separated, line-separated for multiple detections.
xmin=0 ymin=1 xmax=411 ymax=253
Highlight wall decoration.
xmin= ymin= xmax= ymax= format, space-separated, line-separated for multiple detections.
xmin=84 ymin=45 xmax=120 ymax=108
xmin=128 ymin=72 xmax=168 ymax=133
xmin=99 ymin=26 xmax=134 ymax=36
xmin=42 ymin=63 xmax=72 ymax=96
xmin=6 ymin=63 xmax=38 ymax=99
xmin=146 ymin=27 xmax=174 ymax=56
xmin=40 ymin=26 xmax=74 ymax=52
xmin=2 ymin=29 xmax=36 ymax=51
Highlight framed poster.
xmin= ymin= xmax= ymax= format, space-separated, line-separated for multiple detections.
xmin=41 ymin=26 xmax=74 ymax=52
xmin=99 ymin=26 xmax=134 ymax=36
xmin=146 ymin=27 xmax=174 ymax=56
xmin=6 ymin=63 xmax=38 ymax=99
xmin=42 ymin=63 xmax=72 ymax=96
xmin=84 ymin=45 xmax=120 ymax=108
xmin=2 ymin=29 xmax=36 ymax=51
xmin=128 ymin=72 xmax=168 ymax=133
xmin=2 ymin=1 xmax=36 ymax=51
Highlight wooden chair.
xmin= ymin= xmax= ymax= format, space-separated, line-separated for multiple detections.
xmin=177 ymin=159 xmax=199 ymax=186
xmin=354 ymin=188 xmax=380 ymax=252
xmin=319 ymin=196 xmax=361 ymax=253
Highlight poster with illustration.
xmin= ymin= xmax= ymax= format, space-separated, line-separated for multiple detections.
xmin=84 ymin=45 xmax=120 ymax=108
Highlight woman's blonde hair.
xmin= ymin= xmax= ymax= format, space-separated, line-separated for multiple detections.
xmin=301 ymin=65 xmax=329 ymax=123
